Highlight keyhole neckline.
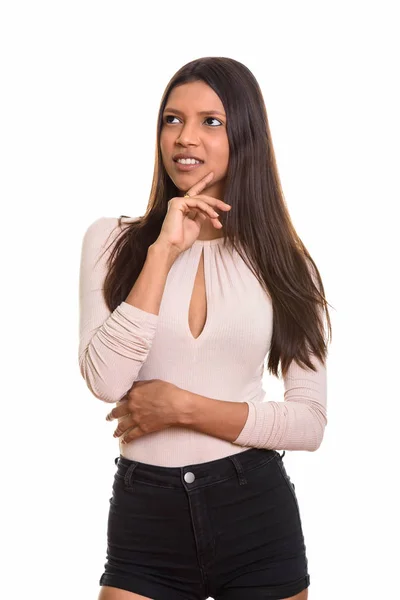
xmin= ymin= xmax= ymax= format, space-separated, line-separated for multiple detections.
xmin=186 ymin=245 xmax=209 ymax=343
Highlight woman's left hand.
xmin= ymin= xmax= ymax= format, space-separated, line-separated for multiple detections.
xmin=105 ymin=379 xmax=186 ymax=444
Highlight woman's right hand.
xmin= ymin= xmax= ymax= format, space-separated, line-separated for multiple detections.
xmin=154 ymin=172 xmax=232 ymax=254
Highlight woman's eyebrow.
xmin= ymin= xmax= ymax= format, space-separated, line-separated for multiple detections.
xmin=163 ymin=107 xmax=226 ymax=117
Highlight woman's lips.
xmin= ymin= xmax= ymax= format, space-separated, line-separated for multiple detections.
xmin=173 ymin=160 xmax=204 ymax=172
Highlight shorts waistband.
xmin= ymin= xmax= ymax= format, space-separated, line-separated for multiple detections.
xmin=114 ymin=448 xmax=284 ymax=490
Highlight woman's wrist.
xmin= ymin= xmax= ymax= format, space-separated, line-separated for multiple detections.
xmin=149 ymin=240 xmax=181 ymax=265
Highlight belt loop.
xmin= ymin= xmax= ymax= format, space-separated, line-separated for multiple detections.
xmin=280 ymin=450 xmax=286 ymax=459
xmin=124 ymin=462 xmax=139 ymax=490
xmin=114 ymin=456 xmax=119 ymax=465
xmin=228 ymin=455 xmax=248 ymax=485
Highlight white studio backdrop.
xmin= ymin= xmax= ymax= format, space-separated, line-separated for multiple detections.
xmin=1 ymin=1 xmax=399 ymax=599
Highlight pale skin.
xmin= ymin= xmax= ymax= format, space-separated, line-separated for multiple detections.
xmin=99 ymin=81 xmax=308 ymax=600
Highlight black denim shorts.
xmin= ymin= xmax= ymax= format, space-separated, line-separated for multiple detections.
xmin=99 ymin=447 xmax=310 ymax=600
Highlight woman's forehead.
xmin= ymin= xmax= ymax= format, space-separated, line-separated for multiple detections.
xmin=166 ymin=81 xmax=225 ymax=113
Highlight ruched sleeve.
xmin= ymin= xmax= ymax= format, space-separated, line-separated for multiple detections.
xmin=78 ymin=217 xmax=159 ymax=403
xmin=232 ymin=353 xmax=327 ymax=451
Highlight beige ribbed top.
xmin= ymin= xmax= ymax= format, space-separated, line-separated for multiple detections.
xmin=78 ymin=216 xmax=327 ymax=467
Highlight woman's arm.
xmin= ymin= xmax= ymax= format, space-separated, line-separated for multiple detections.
xmin=178 ymin=393 xmax=250 ymax=442
xmin=78 ymin=217 xmax=179 ymax=403
xmin=179 ymin=353 xmax=327 ymax=452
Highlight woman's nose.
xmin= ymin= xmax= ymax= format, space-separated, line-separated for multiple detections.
xmin=176 ymin=124 xmax=200 ymax=146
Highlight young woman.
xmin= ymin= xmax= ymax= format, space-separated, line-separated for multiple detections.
xmin=79 ymin=56 xmax=331 ymax=600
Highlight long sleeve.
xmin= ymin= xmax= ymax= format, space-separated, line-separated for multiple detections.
xmin=232 ymin=353 xmax=328 ymax=451
xmin=78 ymin=217 xmax=159 ymax=403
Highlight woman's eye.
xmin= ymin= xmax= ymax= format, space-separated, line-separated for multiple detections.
xmin=164 ymin=115 xmax=180 ymax=124
xmin=204 ymin=117 xmax=222 ymax=126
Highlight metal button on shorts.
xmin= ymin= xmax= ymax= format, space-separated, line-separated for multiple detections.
xmin=184 ymin=471 xmax=195 ymax=483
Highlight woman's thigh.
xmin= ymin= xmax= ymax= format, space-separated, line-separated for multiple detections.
xmin=282 ymin=591 xmax=308 ymax=600
xmin=98 ymin=585 xmax=153 ymax=599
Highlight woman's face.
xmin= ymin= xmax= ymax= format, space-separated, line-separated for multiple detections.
xmin=160 ymin=80 xmax=229 ymax=199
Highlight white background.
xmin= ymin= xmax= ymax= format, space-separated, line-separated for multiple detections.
xmin=1 ymin=1 xmax=399 ymax=599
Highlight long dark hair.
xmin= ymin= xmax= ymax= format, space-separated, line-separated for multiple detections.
xmin=102 ymin=56 xmax=332 ymax=377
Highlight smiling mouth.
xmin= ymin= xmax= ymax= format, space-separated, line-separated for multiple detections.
xmin=173 ymin=159 xmax=205 ymax=172
xmin=173 ymin=158 xmax=204 ymax=165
